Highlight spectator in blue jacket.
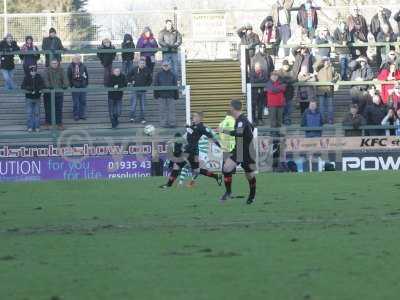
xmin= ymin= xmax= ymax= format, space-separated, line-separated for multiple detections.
xmin=301 ymin=100 xmax=324 ymax=137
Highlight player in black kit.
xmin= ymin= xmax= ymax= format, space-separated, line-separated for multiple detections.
xmin=160 ymin=111 xmax=222 ymax=188
xmin=220 ymin=100 xmax=257 ymax=204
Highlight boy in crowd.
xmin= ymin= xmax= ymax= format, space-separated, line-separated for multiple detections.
xmin=128 ymin=57 xmax=152 ymax=124
xmin=21 ymin=66 xmax=45 ymax=132
xmin=107 ymin=68 xmax=127 ymax=129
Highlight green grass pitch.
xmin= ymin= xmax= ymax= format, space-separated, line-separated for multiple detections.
xmin=1 ymin=172 xmax=400 ymax=300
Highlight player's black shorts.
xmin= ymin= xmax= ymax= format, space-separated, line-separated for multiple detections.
xmin=174 ymin=150 xmax=199 ymax=170
xmin=230 ymin=148 xmax=256 ymax=173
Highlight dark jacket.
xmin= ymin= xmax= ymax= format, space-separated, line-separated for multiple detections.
xmin=19 ymin=43 xmax=40 ymax=68
xmin=277 ymin=68 xmax=296 ymax=100
xmin=370 ymin=10 xmax=393 ymax=40
xmin=43 ymin=66 xmax=69 ymax=90
xmin=0 ymin=40 xmax=20 ymax=70
xmin=342 ymin=113 xmax=366 ymax=136
xmin=251 ymin=52 xmax=274 ymax=80
xmin=376 ymin=31 xmax=396 ymax=43
xmin=292 ymin=47 xmax=315 ymax=78
xmin=67 ymin=62 xmax=89 ymax=88
xmin=301 ymin=109 xmax=323 ymax=138
xmin=127 ymin=66 xmax=152 ymax=90
xmin=314 ymin=35 xmax=333 ymax=58
xmin=21 ymin=73 xmax=46 ymax=99
xmin=394 ymin=10 xmax=400 ymax=34
xmin=158 ymin=27 xmax=182 ymax=52
xmin=296 ymin=4 xmax=318 ymax=30
xmin=154 ymin=69 xmax=178 ymax=99
xmin=333 ymin=27 xmax=352 ymax=56
xmin=249 ymin=69 xmax=268 ymax=95
xmin=237 ymin=27 xmax=260 ymax=57
xmin=350 ymin=62 xmax=374 ymax=81
xmin=107 ymin=74 xmax=127 ymax=100
xmin=97 ymin=42 xmax=116 ymax=67
xmin=121 ymin=34 xmax=135 ymax=62
xmin=41 ymin=36 xmax=65 ymax=66
xmin=347 ymin=15 xmax=368 ymax=42
xmin=363 ymin=102 xmax=387 ymax=136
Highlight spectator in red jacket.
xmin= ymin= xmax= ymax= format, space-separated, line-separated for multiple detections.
xmin=388 ymin=83 xmax=400 ymax=110
xmin=377 ymin=63 xmax=400 ymax=104
xmin=265 ymin=71 xmax=286 ymax=128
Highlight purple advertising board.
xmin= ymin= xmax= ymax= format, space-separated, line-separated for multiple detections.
xmin=0 ymin=143 xmax=166 ymax=182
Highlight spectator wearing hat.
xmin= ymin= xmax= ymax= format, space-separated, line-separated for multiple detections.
xmin=154 ymin=60 xmax=179 ymax=128
xmin=107 ymin=68 xmax=127 ymax=129
xmin=67 ymin=54 xmax=89 ymax=121
xmin=314 ymin=57 xmax=340 ymax=124
xmin=137 ymin=27 xmax=159 ymax=74
xmin=260 ymin=16 xmax=281 ymax=56
xmin=277 ymin=60 xmax=295 ymax=125
xmin=159 ymin=19 xmax=183 ymax=76
xmin=237 ymin=23 xmax=261 ymax=61
xmin=43 ymin=59 xmax=69 ymax=130
xmin=265 ymin=71 xmax=286 ymax=128
xmin=313 ymin=27 xmax=333 ymax=60
xmin=121 ymin=33 xmax=135 ymax=76
xmin=0 ymin=33 xmax=20 ymax=90
xmin=271 ymin=0 xmax=294 ymax=57
xmin=19 ymin=36 xmax=40 ymax=77
xmin=42 ymin=28 xmax=65 ymax=67
xmin=97 ymin=38 xmax=116 ymax=86
xmin=249 ymin=62 xmax=268 ymax=125
xmin=127 ymin=57 xmax=153 ymax=124
xmin=349 ymin=56 xmax=374 ymax=105
xmin=333 ymin=20 xmax=353 ymax=80
xmin=301 ymin=100 xmax=324 ymax=138
xmin=21 ymin=66 xmax=46 ymax=132
xmin=296 ymin=0 xmax=318 ymax=38
xmin=342 ymin=104 xmax=366 ymax=137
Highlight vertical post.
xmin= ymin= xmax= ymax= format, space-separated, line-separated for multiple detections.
xmin=51 ymin=89 xmax=56 ymax=131
xmin=3 ymin=0 xmax=7 ymax=37
xmin=180 ymin=47 xmax=187 ymax=87
xmin=185 ymin=85 xmax=191 ymax=125
xmin=240 ymin=44 xmax=247 ymax=94
xmin=246 ymin=83 xmax=253 ymax=123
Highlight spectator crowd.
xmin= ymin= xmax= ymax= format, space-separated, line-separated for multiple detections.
xmin=1 ymin=3 xmax=400 ymax=137
xmin=240 ymin=3 xmax=400 ymax=137
xmin=0 ymin=20 xmax=182 ymax=131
